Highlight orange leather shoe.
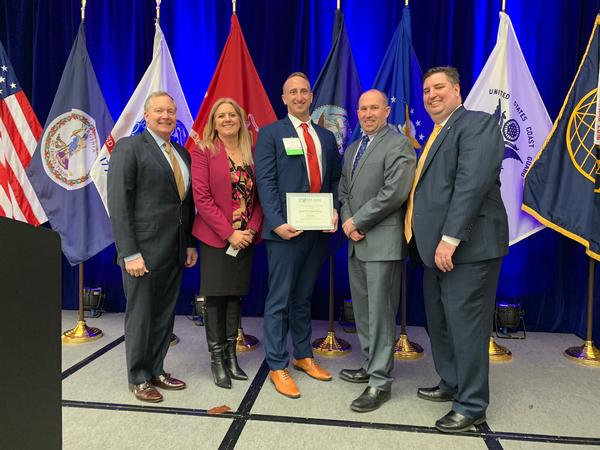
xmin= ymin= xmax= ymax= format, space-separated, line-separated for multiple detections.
xmin=269 ymin=369 xmax=301 ymax=398
xmin=292 ymin=357 xmax=332 ymax=381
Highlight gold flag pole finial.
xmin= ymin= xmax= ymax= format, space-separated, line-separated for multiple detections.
xmin=405 ymin=0 xmax=409 ymax=7
xmin=233 ymin=0 xmax=237 ymax=14
xmin=337 ymin=0 xmax=341 ymax=10
xmin=156 ymin=0 xmax=161 ymax=24
xmin=502 ymin=0 xmax=506 ymax=12
xmin=81 ymin=0 xmax=86 ymax=21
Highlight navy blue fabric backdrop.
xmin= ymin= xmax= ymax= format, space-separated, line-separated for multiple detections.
xmin=1 ymin=0 xmax=599 ymax=341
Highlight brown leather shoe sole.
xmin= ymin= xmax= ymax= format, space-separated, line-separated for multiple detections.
xmin=151 ymin=378 xmax=186 ymax=390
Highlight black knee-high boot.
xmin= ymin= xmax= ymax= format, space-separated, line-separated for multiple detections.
xmin=204 ymin=297 xmax=231 ymax=389
xmin=224 ymin=297 xmax=248 ymax=380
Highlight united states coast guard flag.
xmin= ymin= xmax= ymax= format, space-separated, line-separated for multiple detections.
xmin=465 ymin=12 xmax=550 ymax=245
xmin=26 ymin=24 xmax=114 ymax=265
xmin=0 ymin=40 xmax=47 ymax=225
xmin=90 ymin=23 xmax=192 ymax=211
xmin=354 ymin=6 xmax=432 ymax=149
xmin=310 ymin=9 xmax=362 ymax=155
xmin=523 ymin=15 xmax=600 ymax=261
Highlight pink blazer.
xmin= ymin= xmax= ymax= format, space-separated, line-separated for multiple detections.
xmin=191 ymin=140 xmax=263 ymax=248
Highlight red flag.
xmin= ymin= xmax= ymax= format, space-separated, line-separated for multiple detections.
xmin=186 ymin=15 xmax=276 ymax=149
xmin=0 ymin=41 xmax=47 ymax=225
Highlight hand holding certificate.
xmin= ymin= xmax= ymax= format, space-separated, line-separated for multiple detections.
xmin=286 ymin=193 xmax=335 ymax=231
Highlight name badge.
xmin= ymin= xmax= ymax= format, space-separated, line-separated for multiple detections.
xmin=283 ymin=137 xmax=303 ymax=156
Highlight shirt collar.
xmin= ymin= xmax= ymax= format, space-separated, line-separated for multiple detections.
xmin=439 ymin=104 xmax=463 ymax=127
xmin=146 ymin=127 xmax=169 ymax=149
xmin=288 ymin=113 xmax=313 ymax=131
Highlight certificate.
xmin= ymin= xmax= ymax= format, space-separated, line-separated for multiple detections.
xmin=286 ymin=193 xmax=334 ymax=231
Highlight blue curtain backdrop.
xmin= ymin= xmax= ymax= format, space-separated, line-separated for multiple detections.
xmin=2 ymin=0 xmax=599 ymax=341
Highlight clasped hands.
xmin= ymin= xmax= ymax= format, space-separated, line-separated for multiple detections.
xmin=342 ymin=217 xmax=364 ymax=242
xmin=227 ymin=229 xmax=256 ymax=250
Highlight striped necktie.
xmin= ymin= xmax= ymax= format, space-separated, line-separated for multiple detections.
xmin=351 ymin=135 xmax=370 ymax=177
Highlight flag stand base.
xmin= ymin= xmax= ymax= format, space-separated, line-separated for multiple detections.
xmin=61 ymin=320 xmax=103 ymax=344
xmin=312 ymin=331 xmax=351 ymax=356
xmin=564 ymin=340 xmax=600 ymax=366
xmin=236 ymin=328 xmax=259 ymax=352
xmin=394 ymin=334 xmax=424 ymax=360
xmin=489 ymin=336 xmax=512 ymax=362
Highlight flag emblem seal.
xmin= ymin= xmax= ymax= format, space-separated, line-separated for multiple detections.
xmin=41 ymin=109 xmax=100 ymax=190
xmin=567 ymin=88 xmax=599 ymax=184
xmin=311 ymin=104 xmax=350 ymax=153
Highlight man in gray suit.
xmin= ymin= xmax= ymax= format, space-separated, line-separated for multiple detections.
xmin=338 ymin=89 xmax=416 ymax=412
xmin=108 ymin=91 xmax=198 ymax=403
xmin=405 ymin=67 xmax=508 ymax=432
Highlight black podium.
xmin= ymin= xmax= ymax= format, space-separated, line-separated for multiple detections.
xmin=0 ymin=217 xmax=61 ymax=450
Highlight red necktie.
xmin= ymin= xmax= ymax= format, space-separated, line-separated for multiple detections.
xmin=301 ymin=123 xmax=322 ymax=193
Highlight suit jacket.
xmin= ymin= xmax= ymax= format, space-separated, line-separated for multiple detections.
xmin=339 ymin=126 xmax=416 ymax=261
xmin=413 ymin=106 xmax=509 ymax=268
xmin=254 ymin=116 xmax=341 ymax=240
xmin=107 ymin=129 xmax=196 ymax=270
xmin=190 ymin=139 xmax=263 ymax=248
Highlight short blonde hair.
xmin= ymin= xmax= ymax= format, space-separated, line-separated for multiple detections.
xmin=202 ymin=98 xmax=253 ymax=164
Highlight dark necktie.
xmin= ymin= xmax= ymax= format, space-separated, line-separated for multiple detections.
xmin=300 ymin=123 xmax=322 ymax=193
xmin=351 ymin=135 xmax=370 ymax=177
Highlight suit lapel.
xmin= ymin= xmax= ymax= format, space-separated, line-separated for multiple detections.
xmin=284 ymin=116 xmax=310 ymax=183
xmin=419 ymin=106 xmax=465 ymax=181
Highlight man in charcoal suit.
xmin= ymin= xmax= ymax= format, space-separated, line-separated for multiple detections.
xmin=108 ymin=91 xmax=197 ymax=403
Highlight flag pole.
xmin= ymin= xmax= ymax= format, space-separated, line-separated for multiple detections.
xmin=232 ymin=0 xmax=237 ymax=14
xmin=337 ymin=0 xmax=340 ymax=9
xmin=394 ymin=262 xmax=423 ymax=359
xmin=486 ymin=0 xmax=513 ymax=362
xmin=61 ymin=0 xmax=103 ymax=344
xmin=153 ymin=0 xmax=178 ymax=346
xmin=564 ymin=258 xmax=600 ymax=365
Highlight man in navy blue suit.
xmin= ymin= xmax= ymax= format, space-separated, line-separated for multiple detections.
xmin=255 ymin=72 xmax=341 ymax=398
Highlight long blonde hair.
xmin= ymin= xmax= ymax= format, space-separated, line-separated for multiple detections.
xmin=202 ymin=98 xmax=253 ymax=164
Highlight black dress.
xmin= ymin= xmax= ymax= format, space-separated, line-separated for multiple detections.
xmin=199 ymin=157 xmax=256 ymax=296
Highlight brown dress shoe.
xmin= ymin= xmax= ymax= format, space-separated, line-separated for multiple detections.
xmin=129 ymin=382 xmax=163 ymax=403
xmin=269 ymin=369 xmax=301 ymax=398
xmin=151 ymin=373 xmax=186 ymax=390
xmin=292 ymin=358 xmax=332 ymax=381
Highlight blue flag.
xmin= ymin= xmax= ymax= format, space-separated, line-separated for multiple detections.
xmin=310 ymin=9 xmax=362 ymax=155
xmin=354 ymin=6 xmax=433 ymax=150
xmin=27 ymin=24 xmax=114 ymax=265
xmin=522 ymin=15 xmax=600 ymax=261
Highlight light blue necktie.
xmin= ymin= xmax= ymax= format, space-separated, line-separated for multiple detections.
xmin=351 ymin=135 xmax=370 ymax=177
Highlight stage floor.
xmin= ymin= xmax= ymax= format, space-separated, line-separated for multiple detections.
xmin=60 ymin=310 xmax=600 ymax=449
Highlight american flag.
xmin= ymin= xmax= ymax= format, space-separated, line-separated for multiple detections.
xmin=0 ymin=41 xmax=47 ymax=225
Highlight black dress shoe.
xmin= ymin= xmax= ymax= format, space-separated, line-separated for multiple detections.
xmin=417 ymin=386 xmax=453 ymax=402
xmin=350 ymin=386 xmax=391 ymax=413
xmin=340 ymin=368 xmax=369 ymax=383
xmin=435 ymin=410 xmax=486 ymax=433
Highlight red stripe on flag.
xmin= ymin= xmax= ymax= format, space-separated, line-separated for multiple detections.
xmin=5 ymin=159 xmax=39 ymax=225
xmin=15 ymin=91 xmax=42 ymax=141
xmin=0 ymin=98 xmax=33 ymax=169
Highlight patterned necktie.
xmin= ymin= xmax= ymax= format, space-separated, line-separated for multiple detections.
xmin=164 ymin=142 xmax=186 ymax=201
xmin=351 ymin=135 xmax=370 ymax=177
xmin=404 ymin=123 xmax=443 ymax=242
xmin=300 ymin=123 xmax=322 ymax=193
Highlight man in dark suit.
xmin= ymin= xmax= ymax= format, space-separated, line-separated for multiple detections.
xmin=255 ymin=72 xmax=341 ymax=398
xmin=405 ymin=67 xmax=508 ymax=432
xmin=107 ymin=91 xmax=198 ymax=403
xmin=338 ymin=89 xmax=415 ymax=412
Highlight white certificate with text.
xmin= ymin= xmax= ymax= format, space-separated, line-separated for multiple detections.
xmin=286 ymin=193 xmax=334 ymax=231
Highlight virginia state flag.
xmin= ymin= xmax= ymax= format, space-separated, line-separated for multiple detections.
xmin=310 ymin=9 xmax=362 ymax=155
xmin=465 ymin=12 xmax=550 ymax=245
xmin=90 ymin=23 xmax=192 ymax=211
xmin=186 ymin=15 xmax=275 ymax=150
xmin=523 ymin=15 xmax=600 ymax=261
xmin=26 ymin=24 xmax=114 ymax=265
xmin=353 ymin=6 xmax=432 ymax=148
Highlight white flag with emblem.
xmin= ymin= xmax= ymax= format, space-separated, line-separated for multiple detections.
xmin=464 ymin=11 xmax=550 ymax=245
xmin=90 ymin=23 xmax=192 ymax=211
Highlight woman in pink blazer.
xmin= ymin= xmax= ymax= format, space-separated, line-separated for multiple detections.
xmin=191 ymin=98 xmax=263 ymax=389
